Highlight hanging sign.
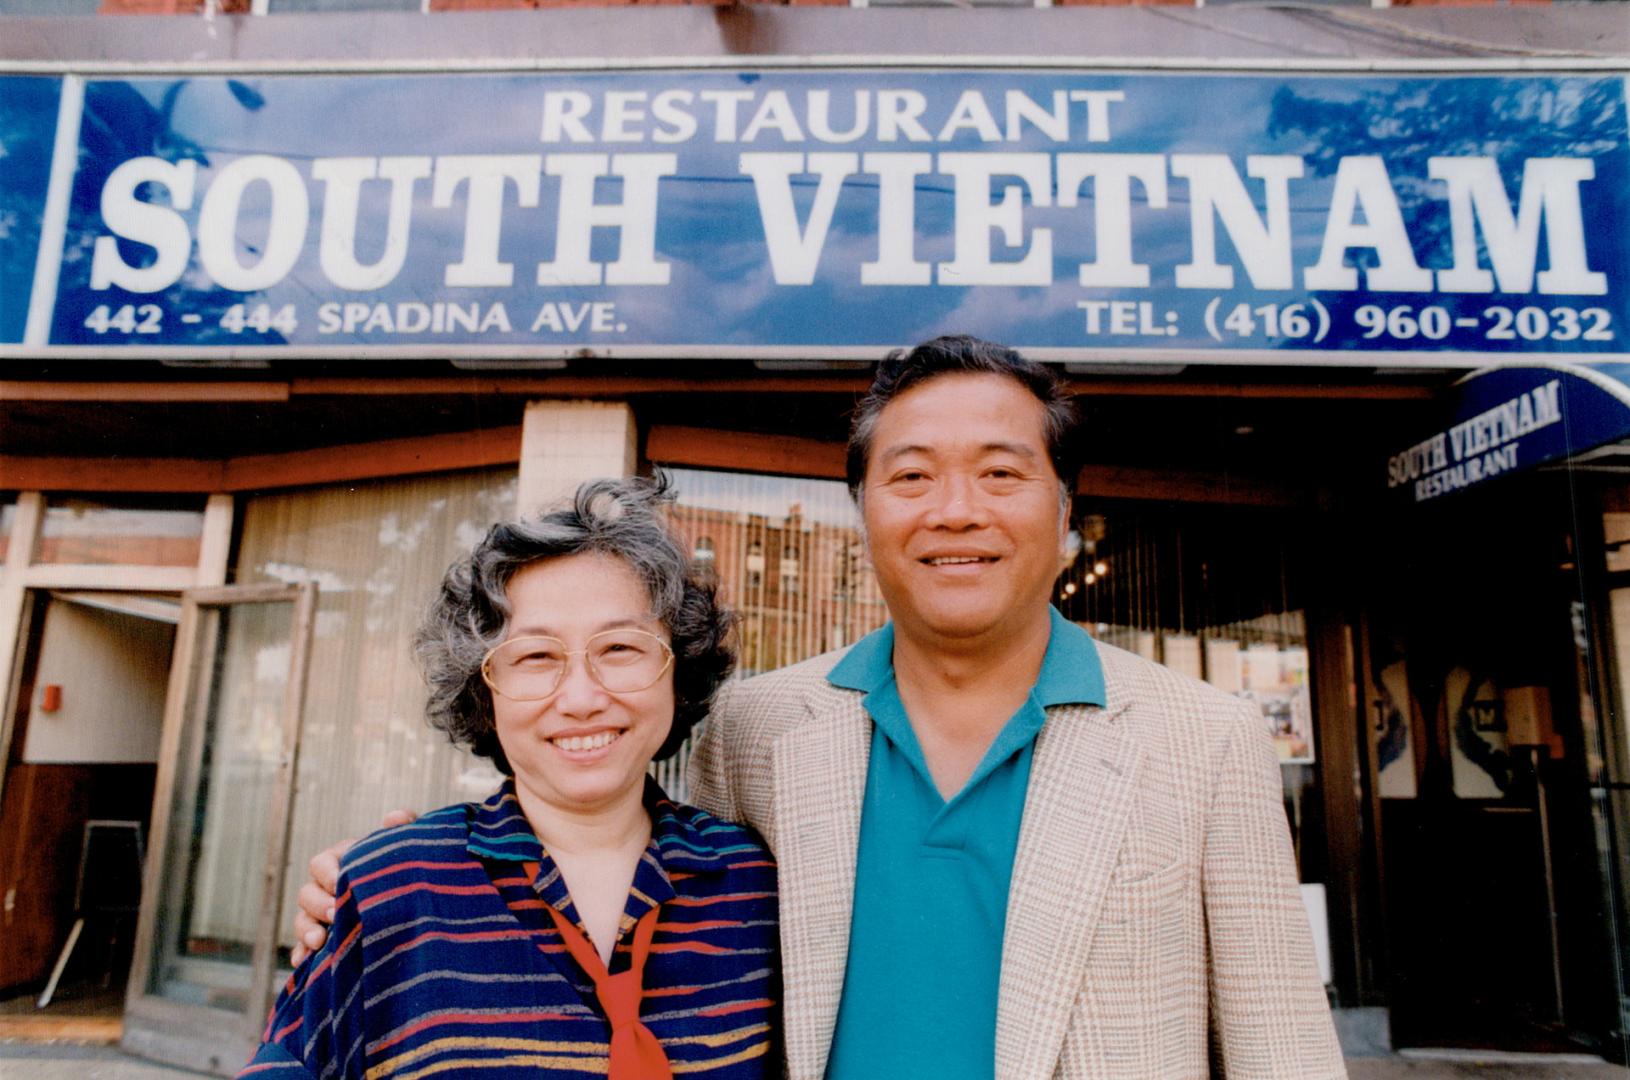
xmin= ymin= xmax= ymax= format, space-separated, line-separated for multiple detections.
xmin=1385 ymin=362 xmax=1630 ymax=503
xmin=3 ymin=69 xmax=1628 ymax=361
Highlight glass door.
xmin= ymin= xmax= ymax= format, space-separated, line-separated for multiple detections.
xmin=122 ymin=584 xmax=316 ymax=1076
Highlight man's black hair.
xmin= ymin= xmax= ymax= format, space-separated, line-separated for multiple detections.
xmin=844 ymin=334 xmax=1081 ymax=497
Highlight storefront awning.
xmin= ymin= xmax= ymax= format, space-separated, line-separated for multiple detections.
xmin=1385 ymin=361 xmax=1630 ymax=504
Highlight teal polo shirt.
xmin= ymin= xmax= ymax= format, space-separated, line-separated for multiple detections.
xmin=823 ymin=607 xmax=1107 ymax=1080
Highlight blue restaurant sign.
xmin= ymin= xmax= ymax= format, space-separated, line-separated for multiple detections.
xmin=1386 ymin=361 xmax=1630 ymax=503
xmin=0 ymin=68 xmax=1627 ymax=361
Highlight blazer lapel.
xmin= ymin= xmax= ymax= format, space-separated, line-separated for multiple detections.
xmin=996 ymin=699 xmax=1142 ymax=1080
xmin=771 ymin=685 xmax=871 ymax=1080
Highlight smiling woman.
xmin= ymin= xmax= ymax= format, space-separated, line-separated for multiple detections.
xmin=238 ymin=476 xmax=778 ymax=1080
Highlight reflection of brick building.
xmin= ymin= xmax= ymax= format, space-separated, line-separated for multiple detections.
xmin=669 ymin=502 xmax=888 ymax=677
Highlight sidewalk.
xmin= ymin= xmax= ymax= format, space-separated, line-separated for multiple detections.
xmin=3 ymin=1041 xmax=1627 ymax=1079
xmin=1349 ymin=1053 xmax=1630 ymax=1080
xmin=0 ymin=1043 xmax=211 ymax=1079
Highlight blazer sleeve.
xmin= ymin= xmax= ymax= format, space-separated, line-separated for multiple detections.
xmin=238 ymin=870 xmax=369 ymax=1080
xmin=687 ymin=681 xmax=743 ymax=823
xmin=1202 ymin=702 xmax=1347 ymax=1080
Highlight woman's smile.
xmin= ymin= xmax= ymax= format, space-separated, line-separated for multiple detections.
xmin=548 ymin=727 xmax=625 ymax=754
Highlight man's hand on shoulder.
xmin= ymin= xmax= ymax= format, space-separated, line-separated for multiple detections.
xmin=289 ymin=809 xmax=416 ymax=965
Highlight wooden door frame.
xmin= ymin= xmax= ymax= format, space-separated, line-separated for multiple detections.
xmin=122 ymin=582 xmax=316 ymax=1077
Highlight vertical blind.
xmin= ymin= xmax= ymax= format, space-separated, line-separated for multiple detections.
xmin=234 ymin=468 xmax=518 ymax=952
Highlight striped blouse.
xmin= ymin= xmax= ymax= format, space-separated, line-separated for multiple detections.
xmin=239 ymin=779 xmax=779 ymax=1080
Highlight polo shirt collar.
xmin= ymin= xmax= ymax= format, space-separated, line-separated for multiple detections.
xmin=827 ymin=620 xmax=897 ymax=694
xmin=1034 ymin=606 xmax=1108 ymax=708
xmin=828 ymin=608 xmax=1106 ymax=803
xmin=828 ymin=606 xmax=1107 ymax=708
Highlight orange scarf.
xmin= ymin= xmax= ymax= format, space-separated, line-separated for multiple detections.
xmin=523 ymin=862 xmax=672 ymax=1080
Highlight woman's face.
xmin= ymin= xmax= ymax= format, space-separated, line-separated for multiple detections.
xmin=491 ymin=551 xmax=676 ymax=819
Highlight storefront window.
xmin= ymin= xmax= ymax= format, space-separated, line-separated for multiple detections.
xmin=659 ymin=468 xmax=889 ymax=798
xmin=232 ymin=467 xmax=518 ymax=960
xmin=665 ymin=467 xmax=889 ymax=676
xmin=147 ymin=597 xmax=298 ymax=1013
xmin=1597 ymin=510 xmax=1630 ymax=1002
xmin=0 ymin=497 xmax=14 ymax=564
xmin=265 ymin=0 xmax=421 ymax=9
xmin=0 ymin=0 xmax=98 ymax=11
xmin=1057 ymin=502 xmax=1325 ymax=883
xmin=1602 ymin=512 xmax=1630 ymax=778
xmin=37 ymin=495 xmax=206 ymax=567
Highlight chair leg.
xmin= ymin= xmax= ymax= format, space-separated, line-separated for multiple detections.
xmin=37 ymin=917 xmax=85 ymax=1009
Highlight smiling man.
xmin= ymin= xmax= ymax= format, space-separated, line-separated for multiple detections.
xmin=688 ymin=336 xmax=1345 ymax=1080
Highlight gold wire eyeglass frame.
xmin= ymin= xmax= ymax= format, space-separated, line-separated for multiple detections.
xmin=480 ymin=630 xmax=675 ymax=700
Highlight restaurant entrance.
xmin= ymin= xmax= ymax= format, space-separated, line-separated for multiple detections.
xmin=0 ymin=591 xmax=176 ymax=1007
xmin=1365 ymin=473 xmax=1624 ymax=1058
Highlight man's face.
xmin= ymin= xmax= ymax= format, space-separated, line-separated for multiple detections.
xmin=861 ymin=372 xmax=1067 ymax=648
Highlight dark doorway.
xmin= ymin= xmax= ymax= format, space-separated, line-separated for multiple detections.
xmin=0 ymin=593 xmax=176 ymax=1021
xmin=1367 ymin=474 xmax=1619 ymax=1056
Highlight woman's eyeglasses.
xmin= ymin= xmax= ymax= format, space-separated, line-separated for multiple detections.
xmin=481 ymin=630 xmax=674 ymax=700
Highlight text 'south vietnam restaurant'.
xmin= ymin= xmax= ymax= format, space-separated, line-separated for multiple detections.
xmin=0 ymin=3 xmax=1627 ymax=1072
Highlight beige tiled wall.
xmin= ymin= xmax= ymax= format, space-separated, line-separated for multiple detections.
xmin=517 ymin=400 xmax=638 ymax=516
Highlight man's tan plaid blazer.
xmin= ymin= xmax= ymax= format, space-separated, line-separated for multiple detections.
xmin=689 ymin=639 xmax=1347 ymax=1080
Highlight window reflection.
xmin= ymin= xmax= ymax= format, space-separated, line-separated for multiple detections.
xmin=665 ymin=468 xmax=889 ymax=677
xmin=148 ymin=599 xmax=295 ymax=1014
xmin=656 ymin=469 xmax=889 ymax=801
xmin=0 ymin=0 xmax=99 ymax=12
xmin=39 ymin=496 xmax=205 ymax=567
xmin=1600 ymin=511 xmax=1630 ymax=996
xmin=234 ymin=467 xmax=518 ymax=958
xmin=1058 ymin=502 xmax=1322 ymax=881
xmin=265 ymin=0 xmax=421 ymax=11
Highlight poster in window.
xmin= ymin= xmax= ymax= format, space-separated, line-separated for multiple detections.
xmin=1240 ymin=644 xmax=1314 ymax=764
xmin=1375 ymin=658 xmax=1418 ymax=799
xmin=1162 ymin=633 xmax=1203 ymax=682
xmin=1445 ymin=666 xmax=1514 ymax=799
xmin=1204 ymin=638 xmax=1243 ymax=695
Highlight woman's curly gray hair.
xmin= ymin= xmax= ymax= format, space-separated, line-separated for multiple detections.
xmin=415 ymin=474 xmax=734 ymax=773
